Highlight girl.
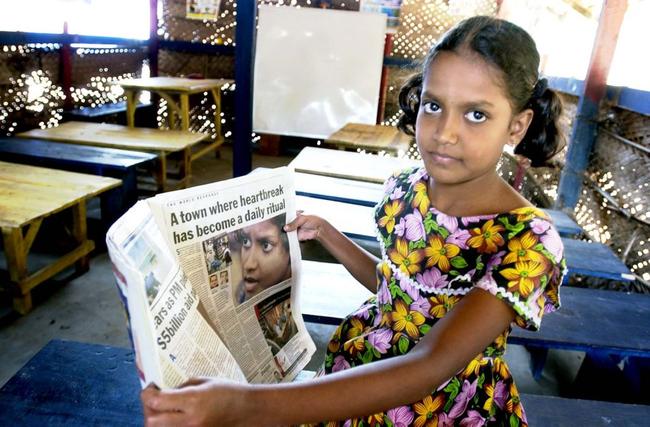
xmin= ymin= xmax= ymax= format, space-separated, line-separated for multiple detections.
xmin=142 ymin=16 xmax=566 ymax=426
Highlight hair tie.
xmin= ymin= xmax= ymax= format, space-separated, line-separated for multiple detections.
xmin=532 ymin=77 xmax=548 ymax=99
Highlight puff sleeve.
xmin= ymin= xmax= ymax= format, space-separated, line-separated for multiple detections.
xmin=474 ymin=208 xmax=566 ymax=331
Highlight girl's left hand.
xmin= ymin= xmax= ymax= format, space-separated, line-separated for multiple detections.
xmin=141 ymin=377 xmax=251 ymax=427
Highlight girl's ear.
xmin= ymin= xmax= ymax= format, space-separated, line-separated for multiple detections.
xmin=507 ymin=108 xmax=533 ymax=148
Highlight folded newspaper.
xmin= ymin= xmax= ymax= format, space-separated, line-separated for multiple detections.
xmin=106 ymin=167 xmax=316 ymax=389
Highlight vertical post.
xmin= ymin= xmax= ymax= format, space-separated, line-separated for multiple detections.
xmin=149 ymin=0 xmax=159 ymax=77
xmin=376 ymin=33 xmax=393 ymax=125
xmin=233 ymin=1 xmax=256 ymax=177
xmin=60 ymin=22 xmax=73 ymax=111
xmin=556 ymin=0 xmax=627 ymax=210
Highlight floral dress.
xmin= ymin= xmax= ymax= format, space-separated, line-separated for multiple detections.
xmin=318 ymin=167 xmax=566 ymax=427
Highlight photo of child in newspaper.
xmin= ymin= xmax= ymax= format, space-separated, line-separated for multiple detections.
xmin=209 ymin=274 xmax=219 ymax=290
xmin=203 ymin=234 xmax=232 ymax=275
xmin=255 ymin=287 xmax=298 ymax=357
xmin=229 ymin=214 xmax=291 ymax=305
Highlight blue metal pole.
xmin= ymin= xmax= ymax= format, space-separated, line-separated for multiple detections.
xmin=233 ymin=1 xmax=256 ymax=177
xmin=556 ymin=0 xmax=627 ymax=210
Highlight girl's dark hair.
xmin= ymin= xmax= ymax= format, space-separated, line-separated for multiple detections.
xmin=397 ymin=16 xmax=563 ymax=167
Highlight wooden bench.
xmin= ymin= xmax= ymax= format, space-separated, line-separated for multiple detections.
xmin=0 ymin=161 xmax=121 ymax=314
xmin=0 ymin=136 xmax=157 ymax=219
xmin=301 ymin=260 xmax=650 ymax=378
xmin=17 ymin=121 xmax=208 ymax=192
xmin=325 ymin=123 xmax=412 ymax=155
xmin=294 ymin=194 xmax=634 ymax=283
xmin=63 ymin=100 xmax=153 ymax=124
xmin=1 ymin=340 xmax=648 ymax=426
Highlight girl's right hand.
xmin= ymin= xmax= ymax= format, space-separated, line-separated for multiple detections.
xmin=284 ymin=211 xmax=327 ymax=242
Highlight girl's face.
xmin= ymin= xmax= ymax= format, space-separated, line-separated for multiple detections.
xmin=415 ymin=50 xmax=532 ymax=188
xmin=240 ymin=220 xmax=291 ymax=297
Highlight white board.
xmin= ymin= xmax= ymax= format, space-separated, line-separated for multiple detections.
xmin=253 ymin=5 xmax=386 ymax=139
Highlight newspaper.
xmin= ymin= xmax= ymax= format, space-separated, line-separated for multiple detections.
xmin=106 ymin=167 xmax=316 ymax=389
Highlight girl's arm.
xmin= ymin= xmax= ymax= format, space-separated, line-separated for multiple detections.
xmin=284 ymin=213 xmax=379 ymax=292
xmin=142 ymin=288 xmax=515 ymax=426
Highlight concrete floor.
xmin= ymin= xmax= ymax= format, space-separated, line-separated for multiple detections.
xmin=0 ymin=145 xmax=583 ymax=397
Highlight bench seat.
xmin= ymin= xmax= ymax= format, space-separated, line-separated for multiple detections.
xmin=1 ymin=340 xmax=647 ymax=426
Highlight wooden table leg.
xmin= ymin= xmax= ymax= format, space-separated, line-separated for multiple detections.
xmin=71 ymin=201 xmax=90 ymax=273
xmin=181 ymin=148 xmax=191 ymax=189
xmin=155 ymin=151 xmax=167 ymax=192
xmin=125 ymin=90 xmax=137 ymax=128
xmin=180 ymin=94 xmax=190 ymax=131
xmin=2 ymin=226 xmax=31 ymax=314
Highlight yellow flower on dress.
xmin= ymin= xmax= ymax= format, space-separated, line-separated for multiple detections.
xmin=499 ymin=261 xmax=547 ymax=298
xmin=483 ymin=383 xmax=495 ymax=411
xmin=389 ymin=238 xmax=424 ymax=276
xmin=494 ymin=357 xmax=510 ymax=380
xmin=462 ymin=354 xmax=489 ymax=378
xmin=467 ymin=220 xmax=505 ymax=254
xmin=412 ymin=181 xmax=431 ymax=215
xmin=378 ymin=200 xmax=404 ymax=234
xmin=428 ymin=294 xmax=460 ymax=318
xmin=413 ymin=394 xmax=444 ymax=427
xmin=502 ymin=231 xmax=545 ymax=265
xmin=392 ymin=300 xmax=425 ymax=339
xmin=512 ymin=206 xmax=548 ymax=222
xmin=343 ymin=318 xmax=367 ymax=354
xmin=424 ymin=236 xmax=460 ymax=272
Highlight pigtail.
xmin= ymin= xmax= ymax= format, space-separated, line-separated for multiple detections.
xmin=397 ymin=74 xmax=423 ymax=137
xmin=515 ymin=78 xmax=564 ymax=167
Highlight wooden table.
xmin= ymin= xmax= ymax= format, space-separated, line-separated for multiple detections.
xmin=2 ymin=340 xmax=648 ymax=426
xmin=118 ymin=77 xmax=233 ymax=160
xmin=18 ymin=122 xmax=208 ymax=192
xmin=326 ymin=123 xmax=412 ymax=154
xmin=0 ymin=136 xmax=157 ymax=220
xmin=0 ymin=161 xmax=121 ymax=314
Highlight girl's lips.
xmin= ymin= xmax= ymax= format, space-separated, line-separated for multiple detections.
xmin=244 ymin=277 xmax=259 ymax=291
xmin=430 ymin=152 xmax=459 ymax=165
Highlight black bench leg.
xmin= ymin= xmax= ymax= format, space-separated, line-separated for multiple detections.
xmin=526 ymin=345 xmax=548 ymax=380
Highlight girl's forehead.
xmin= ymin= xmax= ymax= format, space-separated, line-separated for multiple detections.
xmin=423 ymin=51 xmax=509 ymax=103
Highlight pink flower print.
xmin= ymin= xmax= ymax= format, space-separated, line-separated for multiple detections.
xmin=530 ymin=218 xmax=551 ymax=235
xmin=438 ymin=413 xmax=455 ymax=427
xmin=436 ymin=212 xmax=458 ymax=233
xmin=486 ymin=250 xmax=506 ymax=270
xmin=404 ymin=210 xmax=425 ymax=241
xmin=367 ymin=328 xmax=392 ymax=354
xmin=408 ymin=168 xmax=427 ymax=185
xmin=352 ymin=304 xmax=371 ymax=320
xmin=387 ymin=406 xmax=415 ymax=427
xmin=448 ymin=378 xmax=478 ymax=418
xmin=416 ymin=268 xmax=449 ymax=290
xmin=410 ymin=295 xmax=432 ymax=318
xmin=332 ymin=355 xmax=350 ymax=372
xmin=394 ymin=217 xmax=406 ymax=237
xmin=384 ymin=177 xmax=397 ymax=194
xmin=493 ymin=380 xmax=508 ymax=410
xmin=399 ymin=277 xmax=420 ymax=301
xmin=377 ymin=279 xmax=392 ymax=305
xmin=390 ymin=186 xmax=406 ymax=200
xmin=540 ymin=227 xmax=563 ymax=262
xmin=459 ymin=410 xmax=486 ymax=427
xmin=447 ymin=229 xmax=471 ymax=250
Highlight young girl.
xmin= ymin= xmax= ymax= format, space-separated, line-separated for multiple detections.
xmin=142 ymin=16 xmax=566 ymax=426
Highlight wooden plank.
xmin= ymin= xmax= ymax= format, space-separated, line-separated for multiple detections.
xmin=118 ymin=77 xmax=232 ymax=94
xmin=17 ymin=122 xmax=207 ymax=152
xmin=295 ymin=195 xmax=632 ymax=282
xmin=0 ymin=162 xmax=121 ymax=228
xmin=300 ymin=261 xmax=650 ymax=357
xmin=326 ymin=123 xmax=412 ymax=154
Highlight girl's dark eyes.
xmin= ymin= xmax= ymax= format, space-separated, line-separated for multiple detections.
xmin=422 ymin=102 xmax=440 ymax=114
xmin=262 ymin=241 xmax=274 ymax=253
xmin=242 ymin=237 xmax=252 ymax=248
xmin=465 ymin=110 xmax=487 ymax=123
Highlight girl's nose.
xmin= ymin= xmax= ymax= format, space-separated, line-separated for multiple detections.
xmin=434 ymin=113 xmax=459 ymax=145
xmin=243 ymin=250 xmax=258 ymax=271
